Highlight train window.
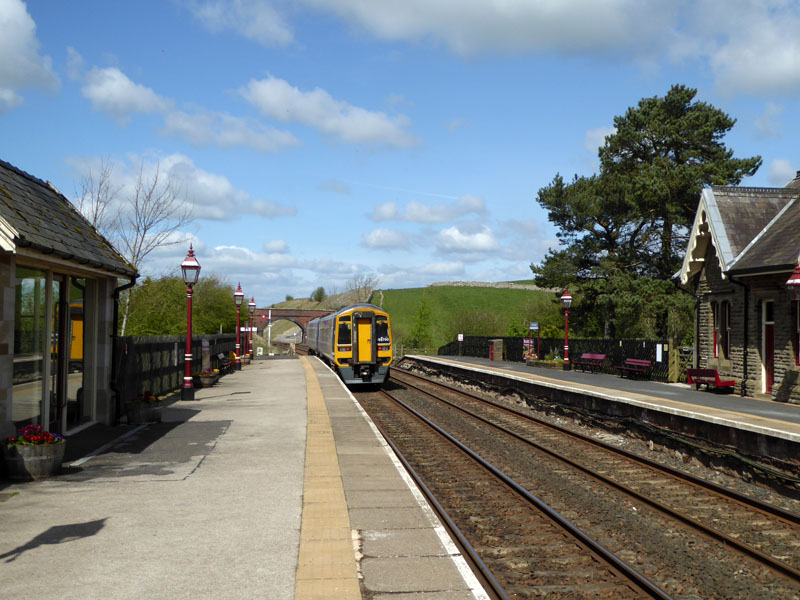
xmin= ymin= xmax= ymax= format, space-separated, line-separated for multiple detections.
xmin=375 ymin=318 xmax=390 ymax=344
xmin=337 ymin=317 xmax=351 ymax=345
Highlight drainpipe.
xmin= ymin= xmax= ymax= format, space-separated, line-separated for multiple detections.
xmin=111 ymin=275 xmax=138 ymax=424
xmin=728 ymin=274 xmax=749 ymax=397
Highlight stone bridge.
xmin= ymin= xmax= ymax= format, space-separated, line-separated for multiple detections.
xmin=251 ymin=308 xmax=333 ymax=338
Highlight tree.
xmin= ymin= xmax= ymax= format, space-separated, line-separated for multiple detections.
xmin=407 ymin=296 xmax=433 ymax=348
xmin=599 ymin=84 xmax=761 ymax=280
xmin=74 ymin=159 xmax=194 ymax=335
xmin=311 ymin=286 xmax=326 ymax=303
xmin=532 ymin=84 xmax=760 ymax=339
xmin=125 ymin=275 xmax=237 ymax=336
xmin=346 ymin=274 xmax=380 ymax=303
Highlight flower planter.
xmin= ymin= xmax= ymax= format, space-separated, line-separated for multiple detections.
xmin=525 ymin=359 xmax=564 ymax=370
xmin=126 ymin=402 xmax=162 ymax=424
xmin=2 ymin=441 xmax=66 ymax=481
xmin=197 ymin=375 xmax=216 ymax=388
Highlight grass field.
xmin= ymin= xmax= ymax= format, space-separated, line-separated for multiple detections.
xmin=373 ymin=285 xmax=562 ymax=348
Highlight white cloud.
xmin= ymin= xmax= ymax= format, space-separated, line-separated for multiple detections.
xmin=368 ymin=194 xmax=485 ymax=223
xmin=68 ymin=153 xmax=296 ymax=222
xmin=0 ymin=0 xmax=58 ymax=113
xmin=768 ymin=159 xmax=796 ymax=186
xmin=263 ymin=240 xmax=290 ymax=253
xmin=187 ymin=0 xmax=294 ymax=46
xmin=82 ymin=67 xmax=172 ymax=123
xmin=754 ymin=102 xmax=783 ymax=139
xmin=300 ymin=0 xmax=674 ymax=57
xmin=240 ymin=75 xmax=417 ymax=147
xmin=435 ymin=225 xmax=499 ymax=254
xmin=319 ymin=179 xmax=351 ymax=195
xmin=66 ymin=46 xmax=84 ymax=81
xmin=163 ymin=110 xmax=301 ymax=153
xmin=362 ymin=228 xmax=410 ymax=249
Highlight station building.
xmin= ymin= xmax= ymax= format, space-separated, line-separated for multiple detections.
xmin=0 ymin=159 xmax=137 ymax=440
xmin=678 ymin=171 xmax=800 ymax=403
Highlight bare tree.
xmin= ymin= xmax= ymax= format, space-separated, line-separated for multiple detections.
xmin=75 ymin=157 xmax=122 ymax=238
xmin=346 ymin=273 xmax=380 ymax=303
xmin=75 ymin=159 xmax=194 ymax=335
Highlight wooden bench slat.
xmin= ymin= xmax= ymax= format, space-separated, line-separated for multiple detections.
xmin=573 ymin=353 xmax=606 ymax=372
xmin=687 ymin=367 xmax=735 ymax=390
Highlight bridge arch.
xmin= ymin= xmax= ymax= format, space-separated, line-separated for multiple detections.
xmin=253 ymin=308 xmax=333 ymax=341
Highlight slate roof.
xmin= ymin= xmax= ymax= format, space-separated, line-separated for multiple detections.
xmin=0 ymin=158 xmax=136 ymax=277
xmin=728 ymin=197 xmax=800 ymax=274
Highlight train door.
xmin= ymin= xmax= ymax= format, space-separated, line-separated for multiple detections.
xmin=356 ymin=316 xmax=373 ymax=363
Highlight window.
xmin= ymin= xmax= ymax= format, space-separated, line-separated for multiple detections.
xmin=720 ymin=300 xmax=731 ymax=360
xmin=711 ymin=301 xmax=718 ymax=358
xmin=336 ymin=316 xmax=351 ymax=346
xmin=375 ymin=318 xmax=390 ymax=344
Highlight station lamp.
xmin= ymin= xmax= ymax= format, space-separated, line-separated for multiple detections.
xmin=561 ymin=287 xmax=573 ymax=371
xmin=180 ymin=244 xmax=201 ymax=400
xmin=234 ymin=283 xmax=244 ymax=370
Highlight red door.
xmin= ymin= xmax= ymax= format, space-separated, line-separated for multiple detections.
xmin=764 ymin=301 xmax=774 ymax=395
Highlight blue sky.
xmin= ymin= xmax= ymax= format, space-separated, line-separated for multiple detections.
xmin=2 ymin=0 xmax=798 ymax=306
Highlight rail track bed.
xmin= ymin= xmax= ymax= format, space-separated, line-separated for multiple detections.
xmin=354 ymin=370 xmax=800 ymax=599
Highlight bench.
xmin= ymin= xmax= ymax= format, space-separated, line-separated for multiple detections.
xmin=573 ymin=353 xmax=606 ymax=372
xmin=686 ymin=368 xmax=735 ymax=391
xmin=217 ymin=352 xmax=233 ymax=374
xmin=616 ymin=358 xmax=652 ymax=378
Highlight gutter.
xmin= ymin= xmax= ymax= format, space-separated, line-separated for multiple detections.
xmin=111 ymin=275 xmax=138 ymax=424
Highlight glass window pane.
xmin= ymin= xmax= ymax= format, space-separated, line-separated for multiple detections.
xmin=13 ymin=267 xmax=47 ymax=426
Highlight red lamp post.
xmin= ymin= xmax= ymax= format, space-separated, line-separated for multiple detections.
xmin=234 ymin=283 xmax=244 ymax=370
xmin=248 ymin=297 xmax=256 ymax=360
xmin=180 ymin=245 xmax=201 ymax=400
xmin=561 ymin=287 xmax=572 ymax=371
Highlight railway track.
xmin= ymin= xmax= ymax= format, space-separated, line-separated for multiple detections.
xmin=354 ymin=370 xmax=800 ymax=599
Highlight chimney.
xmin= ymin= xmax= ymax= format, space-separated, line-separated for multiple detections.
xmin=786 ymin=170 xmax=800 ymax=190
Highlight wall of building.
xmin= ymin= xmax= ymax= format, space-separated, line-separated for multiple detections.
xmin=0 ymin=253 xmax=15 ymax=439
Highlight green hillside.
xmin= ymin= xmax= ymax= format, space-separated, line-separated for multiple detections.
xmin=373 ymin=285 xmax=563 ymax=349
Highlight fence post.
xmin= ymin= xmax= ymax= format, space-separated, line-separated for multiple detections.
xmin=668 ymin=337 xmax=679 ymax=383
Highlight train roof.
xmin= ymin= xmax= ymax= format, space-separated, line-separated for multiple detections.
xmin=308 ymin=303 xmax=388 ymax=324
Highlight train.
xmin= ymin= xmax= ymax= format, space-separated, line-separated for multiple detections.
xmin=305 ymin=303 xmax=393 ymax=386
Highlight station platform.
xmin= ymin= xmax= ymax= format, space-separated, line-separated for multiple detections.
xmin=0 ymin=356 xmax=487 ymax=600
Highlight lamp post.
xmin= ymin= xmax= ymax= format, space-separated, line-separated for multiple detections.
xmin=181 ymin=245 xmax=201 ymax=400
xmin=248 ymin=297 xmax=256 ymax=361
xmin=234 ymin=283 xmax=244 ymax=370
xmin=561 ymin=287 xmax=572 ymax=371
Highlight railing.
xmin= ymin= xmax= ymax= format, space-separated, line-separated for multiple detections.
xmin=438 ymin=336 xmax=672 ymax=382
xmin=113 ymin=334 xmax=236 ymax=403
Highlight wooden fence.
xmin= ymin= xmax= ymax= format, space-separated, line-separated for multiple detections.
xmin=113 ymin=334 xmax=236 ymax=402
xmin=438 ymin=336 xmax=673 ymax=382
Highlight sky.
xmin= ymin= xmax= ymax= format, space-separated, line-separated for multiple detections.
xmin=1 ymin=0 xmax=799 ymax=307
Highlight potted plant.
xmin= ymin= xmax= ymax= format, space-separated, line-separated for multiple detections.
xmin=2 ymin=424 xmax=66 ymax=480
xmin=196 ymin=369 xmax=218 ymax=388
xmin=125 ymin=391 xmax=162 ymax=424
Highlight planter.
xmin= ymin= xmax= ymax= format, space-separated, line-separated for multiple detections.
xmin=197 ymin=375 xmax=217 ymax=388
xmin=2 ymin=441 xmax=66 ymax=481
xmin=525 ymin=359 xmax=564 ymax=370
xmin=126 ymin=402 xmax=162 ymax=424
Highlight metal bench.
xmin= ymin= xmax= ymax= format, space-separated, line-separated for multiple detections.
xmin=616 ymin=358 xmax=652 ymax=378
xmin=686 ymin=368 xmax=735 ymax=391
xmin=573 ymin=353 xmax=606 ymax=372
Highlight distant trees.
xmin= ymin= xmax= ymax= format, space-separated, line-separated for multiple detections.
xmin=532 ymin=85 xmax=761 ymax=341
xmin=125 ymin=275 xmax=236 ymax=336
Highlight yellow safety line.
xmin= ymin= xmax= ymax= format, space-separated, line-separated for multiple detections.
xmin=295 ymin=356 xmax=362 ymax=600
xmin=425 ymin=356 xmax=800 ymax=434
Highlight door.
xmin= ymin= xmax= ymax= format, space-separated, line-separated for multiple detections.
xmin=356 ymin=318 xmax=373 ymax=363
xmin=763 ymin=300 xmax=775 ymax=395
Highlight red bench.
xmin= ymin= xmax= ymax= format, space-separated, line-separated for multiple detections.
xmin=687 ymin=368 xmax=735 ymax=391
xmin=573 ymin=353 xmax=606 ymax=372
xmin=616 ymin=358 xmax=652 ymax=378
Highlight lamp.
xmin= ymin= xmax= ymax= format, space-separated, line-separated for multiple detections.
xmin=234 ymin=283 xmax=244 ymax=370
xmin=248 ymin=297 xmax=256 ymax=360
xmin=787 ymin=261 xmax=800 ymax=301
xmin=181 ymin=245 xmax=201 ymax=400
xmin=561 ymin=287 xmax=572 ymax=371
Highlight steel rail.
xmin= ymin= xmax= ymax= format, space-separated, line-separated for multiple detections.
xmin=378 ymin=388 xmax=674 ymax=600
xmin=390 ymin=370 xmax=800 ymax=583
